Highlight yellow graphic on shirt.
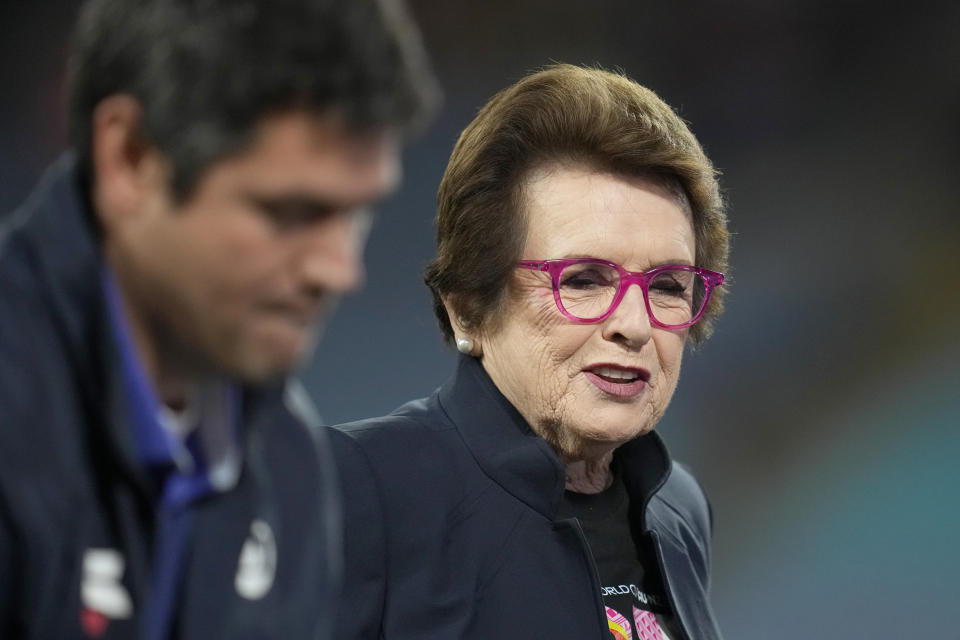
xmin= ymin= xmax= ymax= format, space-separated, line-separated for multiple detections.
xmin=605 ymin=605 xmax=633 ymax=640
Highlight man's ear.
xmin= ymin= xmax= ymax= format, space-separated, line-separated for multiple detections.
xmin=89 ymin=95 xmax=159 ymax=227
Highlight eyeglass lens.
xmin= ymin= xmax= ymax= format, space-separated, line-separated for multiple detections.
xmin=557 ymin=262 xmax=706 ymax=326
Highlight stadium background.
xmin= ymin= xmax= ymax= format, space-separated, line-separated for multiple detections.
xmin=2 ymin=1 xmax=958 ymax=636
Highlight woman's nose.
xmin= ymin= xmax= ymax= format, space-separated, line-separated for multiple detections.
xmin=600 ymin=283 xmax=653 ymax=348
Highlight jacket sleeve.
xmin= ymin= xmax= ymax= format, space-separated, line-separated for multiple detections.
xmin=0 ymin=508 xmax=12 ymax=632
xmin=654 ymin=462 xmax=715 ymax=590
xmin=326 ymin=427 xmax=388 ymax=640
xmin=690 ymin=468 xmax=715 ymax=590
xmin=283 ymin=380 xmax=344 ymax=640
xmin=648 ymin=462 xmax=725 ymax=640
xmin=0 ymin=277 xmax=47 ymax=634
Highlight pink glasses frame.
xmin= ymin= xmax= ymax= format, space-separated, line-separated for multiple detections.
xmin=516 ymin=258 xmax=725 ymax=329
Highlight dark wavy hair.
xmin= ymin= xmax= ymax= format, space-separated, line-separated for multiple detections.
xmin=68 ymin=0 xmax=439 ymax=201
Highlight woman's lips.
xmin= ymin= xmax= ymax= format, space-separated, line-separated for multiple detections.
xmin=583 ymin=364 xmax=650 ymax=398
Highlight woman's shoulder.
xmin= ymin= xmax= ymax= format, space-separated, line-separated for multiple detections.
xmin=326 ymin=393 xmax=478 ymax=505
xmin=329 ymin=394 xmax=459 ymax=460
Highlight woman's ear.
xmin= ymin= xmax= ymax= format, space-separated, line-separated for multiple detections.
xmin=441 ymin=296 xmax=459 ymax=331
xmin=442 ymin=296 xmax=482 ymax=356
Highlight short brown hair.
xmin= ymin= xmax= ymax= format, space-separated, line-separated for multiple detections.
xmin=424 ymin=64 xmax=729 ymax=345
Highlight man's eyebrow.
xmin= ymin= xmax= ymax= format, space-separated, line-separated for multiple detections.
xmin=244 ymin=192 xmax=354 ymax=218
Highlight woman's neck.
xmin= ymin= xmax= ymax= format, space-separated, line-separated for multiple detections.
xmin=564 ymin=451 xmax=615 ymax=494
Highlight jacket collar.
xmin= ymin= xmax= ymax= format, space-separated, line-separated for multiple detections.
xmin=14 ymin=155 xmax=150 ymax=492
xmin=437 ymin=355 xmax=716 ymax=639
xmin=11 ymin=155 xmax=289 ymax=500
xmin=648 ymin=528 xmax=724 ymax=640
xmin=437 ymin=354 xmax=672 ymax=522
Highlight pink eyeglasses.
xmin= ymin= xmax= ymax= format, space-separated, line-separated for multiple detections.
xmin=516 ymin=258 xmax=724 ymax=329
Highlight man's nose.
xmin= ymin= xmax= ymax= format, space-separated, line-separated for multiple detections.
xmin=297 ymin=213 xmax=368 ymax=295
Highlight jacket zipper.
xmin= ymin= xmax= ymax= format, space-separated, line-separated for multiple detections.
xmin=563 ymin=517 xmax=616 ymax=639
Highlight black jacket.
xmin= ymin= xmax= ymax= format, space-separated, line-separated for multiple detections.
xmin=329 ymin=354 xmax=723 ymax=639
xmin=0 ymin=156 xmax=341 ymax=639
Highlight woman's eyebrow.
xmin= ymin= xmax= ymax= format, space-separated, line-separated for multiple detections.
xmin=552 ymin=253 xmax=695 ymax=267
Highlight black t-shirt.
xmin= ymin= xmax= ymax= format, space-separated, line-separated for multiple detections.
xmin=559 ymin=471 xmax=681 ymax=640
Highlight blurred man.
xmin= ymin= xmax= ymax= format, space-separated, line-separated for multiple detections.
xmin=0 ymin=0 xmax=437 ymax=637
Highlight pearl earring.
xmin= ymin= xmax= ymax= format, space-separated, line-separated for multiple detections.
xmin=456 ymin=337 xmax=474 ymax=355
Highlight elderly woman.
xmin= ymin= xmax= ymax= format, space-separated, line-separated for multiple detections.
xmin=329 ymin=64 xmax=729 ymax=640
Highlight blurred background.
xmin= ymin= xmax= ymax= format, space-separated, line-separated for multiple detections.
xmin=3 ymin=0 xmax=958 ymax=636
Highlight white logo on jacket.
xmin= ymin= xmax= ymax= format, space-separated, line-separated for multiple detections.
xmin=81 ymin=548 xmax=133 ymax=618
xmin=234 ymin=519 xmax=277 ymax=600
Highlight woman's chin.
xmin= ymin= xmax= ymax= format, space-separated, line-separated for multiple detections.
xmin=579 ymin=414 xmax=656 ymax=446
xmin=548 ymin=423 xmax=654 ymax=462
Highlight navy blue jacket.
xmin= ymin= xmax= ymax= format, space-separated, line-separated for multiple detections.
xmin=329 ymin=354 xmax=723 ymax=639
xmin=0 ymin=156 xmax=341 ymax=639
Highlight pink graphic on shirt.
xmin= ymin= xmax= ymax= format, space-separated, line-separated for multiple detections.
xmin=632 ymin=606 xmax=664 ymax=640
xmin=605 ymin=606 xmax=633 ymax=640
